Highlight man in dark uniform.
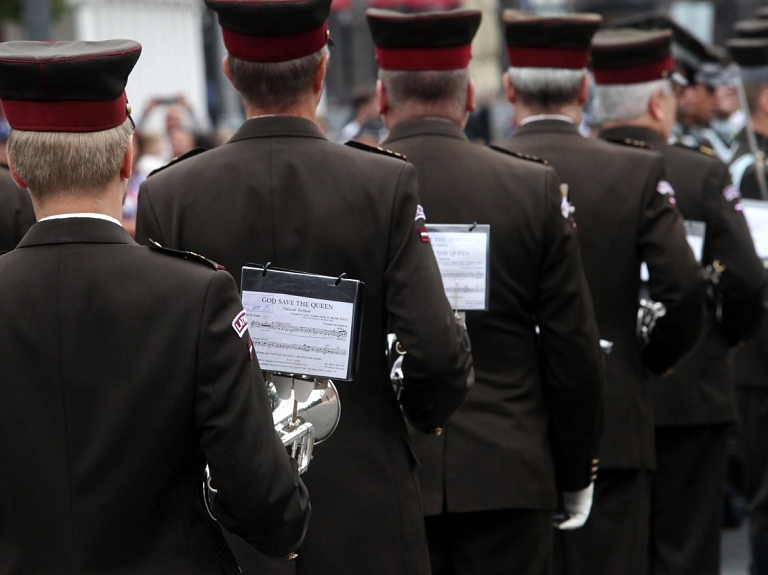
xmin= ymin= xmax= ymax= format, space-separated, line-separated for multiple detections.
xmin=0 ymin=165 xmax=34 ymax=252
xmin=725 ymin=31 xmax=768 ymax=575
xmin=497 ymin=14 xmax=706 ymax=575
xmin=368 ymin=9 xmax=604 ymax=574
xmin=0 ymin=40 xmax=310 ymax=574
xmin=591 ymin=27 xmax=766 ymax=575
xmin=135 ymin=1 xmax=474 ymax=574
xmin=727 ymin=32 xmax=768 ymax=200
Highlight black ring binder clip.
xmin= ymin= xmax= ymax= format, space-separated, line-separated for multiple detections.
xmin=469 ymin=222 xmax=477 ymax=232
xmin=335 ymin=273 xmax=347 ymax=286
xmin=262 ymin=262 xmax=272 ymax=277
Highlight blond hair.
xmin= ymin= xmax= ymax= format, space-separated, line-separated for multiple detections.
xmin=7 ymin=118 xmax=133 ymax=200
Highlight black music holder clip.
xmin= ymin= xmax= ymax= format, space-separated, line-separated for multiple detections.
xmin=335 ymin=273 xmax=347 ymax=286
xmin=469 ymin=222 xmax=478 ymax=232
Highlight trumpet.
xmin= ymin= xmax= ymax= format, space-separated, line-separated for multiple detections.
xmin=203 ymin=375 xmax=340 ymax=521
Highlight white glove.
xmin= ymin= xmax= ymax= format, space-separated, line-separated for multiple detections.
xmin=555 ymin=482 xmax=594 ymax=530
xmin=390 ymin=355 xmax=404 ymax=383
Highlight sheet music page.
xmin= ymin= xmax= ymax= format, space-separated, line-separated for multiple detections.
xmin=428 ymin=225 xmax=489 ymax=311
xmin=684 ymin=220 xmax=706 ymax=263
xmin=241 ymin=291 xmax=354 ymax=379
xmin=742 ymin=199 xmax=768 ymax=259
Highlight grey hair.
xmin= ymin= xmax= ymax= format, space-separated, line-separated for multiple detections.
xmin=7 ymin=118 xmax=133 ymax=199
xmin=378 ymin=68 xmax=470 ymax=116
xmin=593 ymin=79 xmax=672 ymax=122
xmin=228 ymin=46 xmax=329 ymax=111
xmin=507 ymin=67 xmax=586 ymax=110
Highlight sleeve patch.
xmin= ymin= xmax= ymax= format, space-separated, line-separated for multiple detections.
xmin=415 ymin=204 xmax=426 ymax=222
xmin=232 ymin=310 xmax=248 ymax=338
xmin=657 ymin=181 xmax=675 ymax=196
xmin=723 ymin=184 xmax=741 ymax=203
xmin=418 ymin=227 xmax=430 ymax=242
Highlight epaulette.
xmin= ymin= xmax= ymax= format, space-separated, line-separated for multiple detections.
xmin=488 ymin=145 xmax=548 ymax=165
xmin=148 ymin=239 xmax=225 ymax=270
xmin=344 ymin=140 xmax=407 ymax=161
xmin=673 ymin=142 xmax=716 ymax=156
xmin=604 ymin=136 xmax=651 ymax=149
xmin=147 ymin=147 xmax=207 ymax=178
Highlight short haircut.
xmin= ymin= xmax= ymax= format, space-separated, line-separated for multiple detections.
xmin=378 ymin=68 xmax=470 ymax=117
xmin=593 ymin=79 xmax=672 ymax=122
xmin=7 ymin=118 xmax=133 ymax=200
xmin=228 ymin=46 xmax=329 ymax=111
xmin=507 ymin=66 xmax=586 ymax=111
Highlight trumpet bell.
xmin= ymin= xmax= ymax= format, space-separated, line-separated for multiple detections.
xmin=268 ymin=377 xmax=341 ymax=444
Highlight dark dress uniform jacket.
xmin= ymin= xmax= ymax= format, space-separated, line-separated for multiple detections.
xmin=136 ymin=115 xmax=472 ymax=575
xmin=0 ymin=166 xmax=34 ymax=252
xmin=382 ymin=119 xmax=604 ymax=514
xmin=0 ymin=217 xmax=310 ymax=575
xmin=501 ymin=119 xmax=705 ymax=470
xmin=601 ymin=126 xmax=766 ymax=426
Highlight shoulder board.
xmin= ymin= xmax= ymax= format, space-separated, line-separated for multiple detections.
xmin=488 ymin=145 xmax=547 ymax=165
xmin=672 ymin=142 xmax=716 ymax=156
xmin=344 ymin=140 xmax=406 ymax=161
xmin=603 ymin=136 xmax=650 ymax=149
xmin=147 ymin=239 xmax=225 ymax=270
xmin=147 ymin=147 xmax=207 ymax=178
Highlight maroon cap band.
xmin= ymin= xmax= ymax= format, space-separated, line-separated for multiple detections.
xmin=222 ymin=23 xmax=328 ymax=63
xmin=3 ymin=92 xmax=129 ymax=132
xmin=506 ymin=46 xmax=591 ymax=69
xmin=593 ymin=55 xmax=675 ymax=85
xmin=375 ymin=44 xmax=472 ymax=70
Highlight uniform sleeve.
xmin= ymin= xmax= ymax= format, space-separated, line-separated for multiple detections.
xmin=194 ymin=271 xmax=310 ymax=557
xmin=384 ymin=162 xmax=474 ymax=434
xmin=639 ymin=157 xmax=707 ymax=375
xmin=135 ymin=179 xmax=164 ymax=247
xmin=536 ymin=166 xmax=604 ymax=492
xmin=702 ymin=163 xmax=766 ymax=345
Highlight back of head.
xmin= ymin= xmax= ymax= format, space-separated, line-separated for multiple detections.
xmin=0 ymin=40 xmax=140 ymax=201
xmin=591 ymin=28 xmax=678 ymax=125
xmin=206 ymin=0 xmax=332 ymax=112
xmin=502 ymin=11 xmax=601 ymax=111
xmin=366 ymin=8 xmax=481 ymax=123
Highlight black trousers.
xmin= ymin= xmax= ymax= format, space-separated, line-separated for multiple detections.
xmin=737 ymin=388 xmax=768 ymax=575
xmin=554 ymin=469 xmax=652 ymax=575
xmin=650 ymin=423 xmax=731 ymax=575
xmin=425 ymin=508 xmax=553 ymax=575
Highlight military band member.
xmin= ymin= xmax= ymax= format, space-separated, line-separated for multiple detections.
xmin=0 ymin=164 xmax=34 ymax=253
xmin=0 ymin=40 xmax=310 ymax=574
xmin=727 ymin=34 xmax=768 ymax=200
xmin=591 ymin=26 xmax=767 ymax=575
xmin=367 ymin=8 xmax=604 ymax=575
xmin=497 ymin=15 xmax=706 ymax=575
xmin=727 ymin=24 xmax=768 ymax=575
xmin=135 ymin=1 xmax=474 ymax=574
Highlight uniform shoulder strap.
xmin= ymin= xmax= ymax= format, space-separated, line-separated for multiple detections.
xmin=602 ymin=136 xmax=651 ymax=149
xmin=147 ymin=147 xmax=207 ymax=178
xmin=148 ymin=239 xmax=225 ymax=270
xmin=488 ymin=145 xmax=547 ymax=165
xmin=344 ymin=140 xmax=407 ymax=161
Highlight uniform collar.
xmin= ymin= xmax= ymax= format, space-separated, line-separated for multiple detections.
xmin=229 ymin=115 xmax=328 ymax=143
xmin=384 ymin=118 xmax=468 ymax=145
xmin=512 ymin=118 xmax=582 ymax=138
xmin=17 ymin=217 xmax=134 ymax=249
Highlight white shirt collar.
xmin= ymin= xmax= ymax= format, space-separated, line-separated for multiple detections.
xmin=519 ymin=114 xmax=575 ymax=127
xmin=39 ymin=213 xmax=123 ymax=227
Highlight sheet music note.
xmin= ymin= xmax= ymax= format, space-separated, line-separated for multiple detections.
xmin=242 ymin=291 xmax=355 ymax=380
xmin=427 ymin=224 xmax=490 ymax=311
